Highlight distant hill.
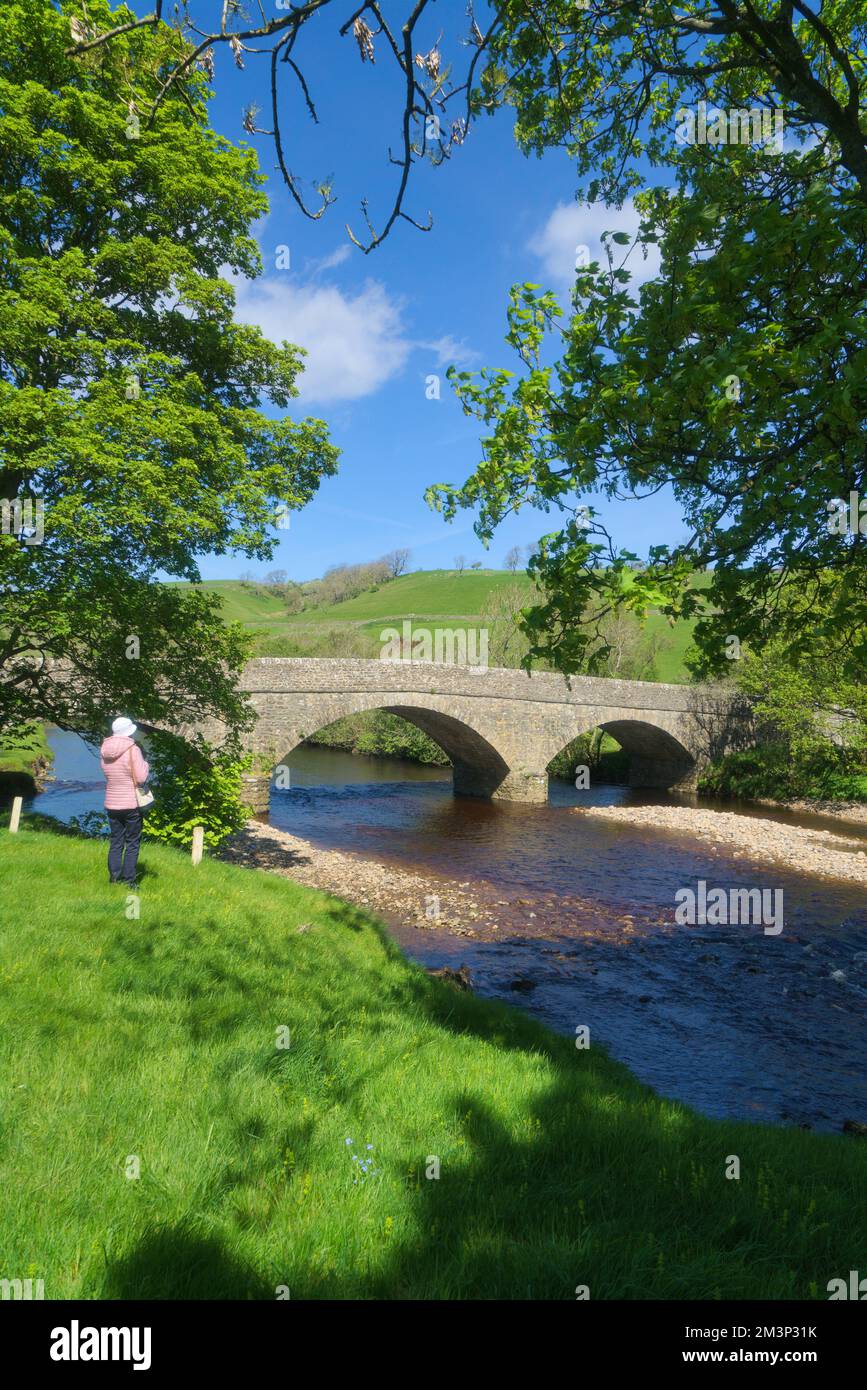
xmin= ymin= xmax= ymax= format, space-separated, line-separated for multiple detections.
xmin=293 ymin=568 xmax=535 ymax=622
xmin=169 ymin=569 xmax=701 ymax=683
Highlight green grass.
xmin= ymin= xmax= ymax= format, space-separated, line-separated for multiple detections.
xmin=288 ymin=568 xmax=535 ymax=623
xmin=0 ymin=722 xmax=51 ymax=777
xmin=177 ymin=572 xmax=705 ymax=681
xmin=164 ymin=579 xmax=290 ymax=630
xmin=1 ymin=819 xmax=864 ymax=1300
xmin=0 ymin=723 xmax=52 ymax=798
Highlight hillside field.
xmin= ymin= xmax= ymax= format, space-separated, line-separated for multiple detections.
xmin=172 ymin=570 xmax=702 ymax=683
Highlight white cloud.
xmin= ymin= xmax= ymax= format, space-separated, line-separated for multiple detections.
xmin=530 ymin=200 xmax=662 ymax=292
xmin=232 ymin=276 xmax=412 ymax=404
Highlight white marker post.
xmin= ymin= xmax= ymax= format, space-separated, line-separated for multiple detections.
xmin=191 ymin=824 xmax=204 ymax=866
xmin=9 ymin=796 xmax=22 ymax=833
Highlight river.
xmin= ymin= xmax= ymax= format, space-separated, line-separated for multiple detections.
xmin=29 ymin=729 xmax=867 ymax=1134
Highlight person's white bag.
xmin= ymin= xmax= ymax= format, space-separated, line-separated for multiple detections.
xmin=128 ymin=746 xmax=154 ymax=809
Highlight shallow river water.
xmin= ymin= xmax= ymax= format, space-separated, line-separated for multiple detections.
xmin=30 ymin=731 xmax=867 ymax=1133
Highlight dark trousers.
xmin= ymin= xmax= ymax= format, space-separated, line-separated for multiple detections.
xmin=107 ymin=807 xmax=144 ymax=885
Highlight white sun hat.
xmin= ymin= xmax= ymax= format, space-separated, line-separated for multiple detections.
xmin=112 ymin=716 xmax=137 ymax=738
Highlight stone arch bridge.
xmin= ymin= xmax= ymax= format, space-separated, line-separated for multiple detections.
xmin=201 ymin=658 xmax=753 ymax=813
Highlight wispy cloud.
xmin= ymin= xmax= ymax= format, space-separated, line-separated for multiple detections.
xmin=231 ymin=264 xmax=483 ymax=406
xmin=317 ymin=503 xmax=415 ymax=531
xmin=417 ymin=334 xmax=482 ymax=369
xmin=305 ymin=244 xmax=353 ymax=276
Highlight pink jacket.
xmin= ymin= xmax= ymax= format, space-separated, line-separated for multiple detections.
xmin=100 ymin=736 xmax=150 ymax=811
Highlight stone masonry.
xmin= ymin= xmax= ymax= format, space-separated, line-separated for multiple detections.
xmin=195 ymin=657 xmax=754 ymax=812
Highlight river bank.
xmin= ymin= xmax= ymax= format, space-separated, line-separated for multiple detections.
xmin=219 ymin=820 xmax=505 ymax=937
xmin=24 ymin=733 xmax=867 ymax=1133
xmin=7 ymin=821 xmax=865 ymax=1299
xmin=218 ymin=802 xmax=867 ymax=1133
xmin=572 ymin=804 xmax=867 ymax=886
xmin=0 ymin=725 xmax=53 ymax=799
xmin=752 ymin=795 xmax=867 ymax=825
xmin=220 ymin=786 xmax=866 ymax=947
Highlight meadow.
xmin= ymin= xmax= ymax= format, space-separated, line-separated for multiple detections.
xmin=174 ymin=569 xmax=700 ymax=684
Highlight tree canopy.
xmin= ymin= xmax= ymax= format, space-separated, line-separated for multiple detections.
xmin=0 ymin=0 xmax=337 ymax=743
xmin=426 ymin=1 xmax=867 ymax=678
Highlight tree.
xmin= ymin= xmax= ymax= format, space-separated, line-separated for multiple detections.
xmin=701 ymin=588 xmax=867 ymax=801
xmin=282 ymin=582 xmax=304 ymax=616
xmin=504 ymin=546 xmax=522 ymax=572
xmin=61 ymin=0 xmax=488 ymax=255
xmin=382 ymin=548 xmax=411 ymax=578
xmin=454 ymin=554 xmax=466 ymax=574
xmin=426 ymin=6 xmax=867 ymax=679
xmin=67 ymin=3 xmax=867 ymax=247
xmin=597 ymin=609 xmax=666 ymax=682
xmin=0 ymin=0 xmax=338 ymax=747
xmin=479 ymin=2 xmax=867 ymax=200
xmin=479 ymin=582 xmax=535 ymax=669
xmin=264 ymin=570 xmax=288 ymax=587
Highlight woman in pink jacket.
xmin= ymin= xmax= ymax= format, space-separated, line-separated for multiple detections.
xmin=100 ymin=716 xmax=150 ymax=886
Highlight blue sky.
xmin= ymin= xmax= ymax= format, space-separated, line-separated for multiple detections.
xmin=147 ymin=2 xmax=688 ymax=582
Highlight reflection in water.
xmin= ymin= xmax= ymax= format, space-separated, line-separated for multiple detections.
xmin=32 ymin=730 xmax=867 ymax=1132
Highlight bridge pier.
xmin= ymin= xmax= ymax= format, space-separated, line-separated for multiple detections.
xmin=628 ymin=755 xmax=698 ymax=791
xmin=453 ymin=761 xmax=548 ymax=803
xmin=241 ymin=773 xmax=271 ymax=817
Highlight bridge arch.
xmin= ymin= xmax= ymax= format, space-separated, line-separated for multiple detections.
xmin=267 ymin=698 xmax=512 ymax=800
xmin=543 ymin=716 xmax=696 ymax=792
xmin=218 ymin=657 xmax=749 ymax=810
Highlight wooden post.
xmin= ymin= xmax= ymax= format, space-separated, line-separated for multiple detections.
xmin=191 ymin=824 xmax=204 ymax=866
xmin=9 ymin=796 xmax=22 ymax=833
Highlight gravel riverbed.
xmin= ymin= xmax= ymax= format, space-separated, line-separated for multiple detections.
xmin=219 ymin=797 xmax=865 ymax=948
xmin=572 ymin=804 xmax=867 ymax=885
xmin=219 ymin=821 xmax=503 ymax=936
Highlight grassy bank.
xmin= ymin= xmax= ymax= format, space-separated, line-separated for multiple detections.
xmin=0 ymin=723 xmax=52 ymax=798
xmin=1 ymin=818 xmax=864 ymax=1300
xmin=699 ymin=748 xmax=867 ymax=805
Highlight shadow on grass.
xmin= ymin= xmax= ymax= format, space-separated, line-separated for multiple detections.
xmin=101 ymin=1225 xmax=273 ymax=1300
xmin=273 ymin=909 xmax=866 ymax=1299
